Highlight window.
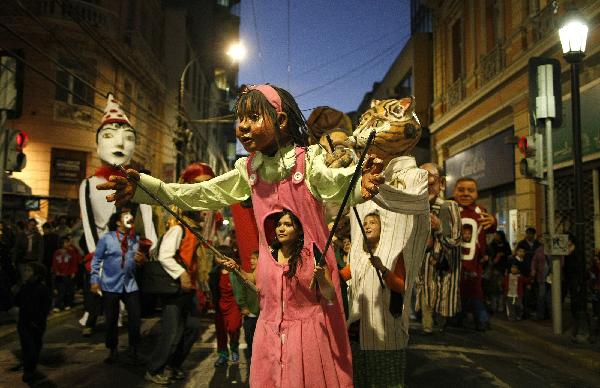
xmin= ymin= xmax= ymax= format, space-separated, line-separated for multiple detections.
xmin=485 ymin=0 xmax=497 ymax=51
xmin=394 ymin=72 xmax=413 ymax=98
xmin=55 ymin=60 xmax=94 ymax=106
xmin=214 ymin=68 xmax=227 ymax=91
xmin=451 ymin=20 xmax=462 ymax=82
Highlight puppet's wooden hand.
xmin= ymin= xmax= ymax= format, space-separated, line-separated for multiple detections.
xmin=325 ymin=145 xmax=355 ymax=168
xmin=96 ymin=168 xmax=139 ymax=208
xmin=479 ymin=211 xmax=496 ymax=230
xmin=360 ymin=155 xmax=384 ymax=200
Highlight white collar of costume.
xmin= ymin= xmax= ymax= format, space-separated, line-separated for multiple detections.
xmin=250 ymin=144 xmax=295 ymax=173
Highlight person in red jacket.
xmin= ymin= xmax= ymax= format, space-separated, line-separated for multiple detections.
xmin=52 ymin=235 xmax=81 ymax=311
xmin=503 ymin=264 xmax=528 ymax=321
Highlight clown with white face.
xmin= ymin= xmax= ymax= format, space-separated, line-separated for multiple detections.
xmin=97 ymin=122 xmax=136 ymax=166
xmin=79 ymin=93 xmax=156 ymax=255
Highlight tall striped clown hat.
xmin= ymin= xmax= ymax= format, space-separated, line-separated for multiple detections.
xmin=100 ymin=93 xmax=132 ymax=127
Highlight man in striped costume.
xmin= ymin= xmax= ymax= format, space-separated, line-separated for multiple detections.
xmin=415 ymin=163 xmax=462 ymax=333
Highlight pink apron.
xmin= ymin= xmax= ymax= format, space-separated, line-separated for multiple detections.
xmin=247 ymin=147 xmax=353 ymax=388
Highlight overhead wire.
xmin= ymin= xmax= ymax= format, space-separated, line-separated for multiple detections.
xmin=250 ymin=0 xmax=265 ymax=81
xmin=295 ymin=25 xmax=405 ymax=78
xmin=0 ymin=46 xmax=176 ymax=153
xmin=0 ymin=47 xmax=104 ymax=115
xmin=52 ymin=0 xmax=230 ymax=109
xmin=0 ymin=21 xmax=168 ymax=142
xmin=294 ymin=37 xmax=407 ymax=99
xmin=9 ymin=0 xmax=233 ymax=146
xmin=287 ymin=0 xmax=291 ymax=89
xmin=9 ymin=0 xmax=175 ymax=138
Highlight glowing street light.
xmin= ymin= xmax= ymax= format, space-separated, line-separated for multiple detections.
xmin=226 ymin=41 xmax=247 ymax=62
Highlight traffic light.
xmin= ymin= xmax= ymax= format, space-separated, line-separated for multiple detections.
xmin=517 ymin=133 xmax=543 ymax=179
xmin=0 ymin=50 xmax=25 ymax=119
xmin=4 ymin=128 xmax=28 ymax=172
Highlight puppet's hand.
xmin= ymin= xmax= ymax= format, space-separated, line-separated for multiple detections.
xmin=480 ymin=211 xmax=496 ymax=230
xmin=325 ymin=146 xmax=355 ymax=168
xmin=96 ymin=169 xmax=140 ymax=208
xmin=217 ymin=257 xmax=240 ymax=272
xmin=361 ymin=155 xmax=384 ymax=200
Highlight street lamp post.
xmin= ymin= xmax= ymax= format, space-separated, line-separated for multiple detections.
xmin=559 ymin=4 xmax=589 ymax=341
xmin=175 ymin=42 xmax=245 ymax=176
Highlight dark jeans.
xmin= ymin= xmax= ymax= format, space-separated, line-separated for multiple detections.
xmin=83 ymin=272 xmax=101 ymax=328
xmin=18 ymin=323 xmax=45 ymax=373
xmin=103 ymin=290 xmax=141 ymax=350
xmin=243 ymin=315 xmax=257 ymax=362
xmin=461 ymin=298 xmax=489 ymax=323
xmin=536 ymin=281 xmax=551 ymax=319
xmin=148 ymin=293 xmax=198 ymax=373
xmin=54 ymin=276 xmax=74 ymax=309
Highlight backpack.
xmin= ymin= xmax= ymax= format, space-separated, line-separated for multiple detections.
xmin=141 ymin=226 xmax=186 ymax=295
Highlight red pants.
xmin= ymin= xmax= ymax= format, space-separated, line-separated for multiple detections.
xmin=215 ymin=310 xmax=241 ymax=354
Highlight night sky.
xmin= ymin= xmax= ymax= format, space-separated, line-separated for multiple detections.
xmin=237 ymin=0 xmax=411 ymax=115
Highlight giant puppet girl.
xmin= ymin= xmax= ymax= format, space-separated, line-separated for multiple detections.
xmin=97 ymin=84 xmax=384 ymax=388
xmin=341 ymin=97 xmax=430 ymax=387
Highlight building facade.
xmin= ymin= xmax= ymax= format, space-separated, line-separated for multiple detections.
xmin=0 ymin=0 xmax=239 ymax=222
xmin=427 ymin=0 xmax=600 ymax=254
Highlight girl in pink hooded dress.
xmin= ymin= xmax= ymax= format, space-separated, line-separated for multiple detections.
xmin=99 ymin=84 xmax=383 ymax=387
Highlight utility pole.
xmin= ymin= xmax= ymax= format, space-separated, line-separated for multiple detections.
xmin=529 ymin=58 xmax=564 ymax=334
xmin=0 ymin=110 xmax=6 ymax=220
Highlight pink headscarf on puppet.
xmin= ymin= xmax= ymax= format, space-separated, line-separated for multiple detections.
xmin=244 ymin=84 xmax=283 ymax=113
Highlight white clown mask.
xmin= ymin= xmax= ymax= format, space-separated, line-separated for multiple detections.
xmin=97 ymin=123 xmax=136 ymax=166
xmin=121 ymin=212 xmax=134 ymax=230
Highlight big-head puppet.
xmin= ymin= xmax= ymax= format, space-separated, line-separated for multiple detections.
xmin=346 ymin=97 xmax=430 ymax=354
xmin=79 ymin=93 xmax=157 ymax=254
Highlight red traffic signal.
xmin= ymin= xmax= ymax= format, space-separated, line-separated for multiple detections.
xmin=517 ymin=136 xmax=529 ymax=156
xmin=15 ymin=130 xmax=28 ymax=151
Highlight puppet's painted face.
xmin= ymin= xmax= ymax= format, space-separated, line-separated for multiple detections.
xmin=349 ymin=97 xmax=421 ymax=162
xmin=453 ymin=180 xmax=478 ymax=207
xmin=236 ymin=111 xmax=287 ymax=155
xmin=97 ymin=123 xmax=136 ymax=165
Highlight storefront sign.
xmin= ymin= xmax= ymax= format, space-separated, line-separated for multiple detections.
xmin=445 ymin=128 xmax=515 ymax=196
xmin=51 ymin=148 xmax=87 ymax=183
xmin=543 ymin=233 xmax=569 ymax=256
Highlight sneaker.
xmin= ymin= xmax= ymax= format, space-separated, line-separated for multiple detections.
xmin=82 ymin=327 xmax=92 ymax=337
xmin=145 ymin=371 xmax=170 ymax=385
xmin=65 ymin=306 xmax=71 ymax=311
xmin=52 ymin=307 xmax=60 ymax=313
xmin=231 ymin=352 xmax=240 ymax=363
xmin=79 ymin=312 xmax=89 ymax=326
xmin=165 ymin=366 xmax=185 ymax=380
xmin=214 ymin=355 xmax=228 ymax=367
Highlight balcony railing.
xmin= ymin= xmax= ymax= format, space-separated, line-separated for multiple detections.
xmin=478 ymin=45 xmax=504 ymax=85
xmin=446 ymin=77 xmax=464 ymax=107
xmin=530 ymin=3 xmax=559 ymax=43
xmin=38 ymin=0 xmax=118 ymax=31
